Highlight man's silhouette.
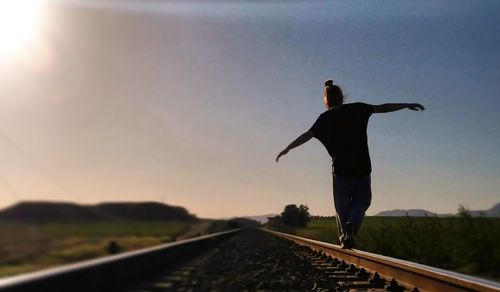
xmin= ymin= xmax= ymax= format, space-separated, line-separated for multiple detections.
xmin=276 ymin=80 xmax=424 ymax=249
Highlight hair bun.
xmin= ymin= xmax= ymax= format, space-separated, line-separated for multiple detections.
xmin=325 ymin=80 xmax=334 ymax=87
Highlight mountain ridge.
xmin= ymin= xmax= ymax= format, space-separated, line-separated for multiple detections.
xmin=0 ymin=201 xmax=197 ymax=223
xmin=240 ymin=213 xmax=278 ymax=224
xmin=374 ymin=203 xmax=500 ymax=217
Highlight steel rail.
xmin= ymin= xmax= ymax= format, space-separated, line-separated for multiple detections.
xmin=0 ymin=228 xmax=241 ymax=292
xmin=263 ymin=228 xmax=500 ymax=292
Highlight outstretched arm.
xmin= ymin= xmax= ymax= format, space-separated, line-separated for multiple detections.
xmin=276 ymin=130 xmax=314 ymax=162
xmin=372 ymin=103 xmax=425 ymax=113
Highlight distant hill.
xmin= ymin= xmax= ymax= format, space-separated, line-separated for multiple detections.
xmin=375 ymin=203 xmax=500 ymax=217
xmin=95 ymin=202 xmax=196 ymax=222
xmin=0 ymin=201 xmax=196 ymax=223
xmin=0 ymin=202 xmax=111 ymax=222
xmin=468 ymin=203 xmax=500 ymax=217
xmin=242 ymin=214 xmax=278 ymax=224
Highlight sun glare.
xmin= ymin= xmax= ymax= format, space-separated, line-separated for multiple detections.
xmin=0 ymin=0 xmax=45 ymax=62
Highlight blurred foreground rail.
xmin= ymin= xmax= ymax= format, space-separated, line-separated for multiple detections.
xmin=0 ymin=228 xmax=498 ymax=292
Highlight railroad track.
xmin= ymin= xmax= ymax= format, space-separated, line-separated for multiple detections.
xmin=0 ymin=228 xmax=498 ymax=292
xmin=264 ymin=229 xmax=500 ymax=292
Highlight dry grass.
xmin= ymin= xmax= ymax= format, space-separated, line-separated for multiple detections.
xmin=0 ymin=221 xmax=189 ymax=277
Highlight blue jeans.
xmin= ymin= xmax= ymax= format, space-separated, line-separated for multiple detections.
xmin=333 ymin=174 xmax=372 ymax=244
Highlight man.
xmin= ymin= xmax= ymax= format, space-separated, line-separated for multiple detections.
xmin=276 ymin=80 xmax=425 ymax=249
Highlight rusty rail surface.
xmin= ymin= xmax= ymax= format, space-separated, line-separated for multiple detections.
xmin=0 ymin=229 xmax=241 ymax=292
xmin=263 ymin=228 xmax=500 ymax=292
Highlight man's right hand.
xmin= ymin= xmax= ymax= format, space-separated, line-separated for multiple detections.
xmin=276 ymin=148 xmax=289 ymax=162
xmin=275 ymin=130 xmax=314 ymax=163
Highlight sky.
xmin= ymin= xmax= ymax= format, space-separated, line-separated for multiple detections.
xmin=0 ymin=0 xmax=498 ymax=218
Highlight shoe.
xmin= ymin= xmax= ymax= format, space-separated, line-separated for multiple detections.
xmin=341 ymin=236 xmax=354 ymax=249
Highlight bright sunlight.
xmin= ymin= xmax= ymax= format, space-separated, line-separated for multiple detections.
xmin=0 ymin=0 xmax=45 ymax=61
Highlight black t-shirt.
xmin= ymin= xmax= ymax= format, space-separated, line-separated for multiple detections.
xmin=310 ymin=102 xmax=374 ymax=176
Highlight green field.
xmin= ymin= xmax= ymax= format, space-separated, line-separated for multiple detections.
xmin=0 ymin=221 xmax=189 ymax=277
xmin=285 ymin=216 xmax=500 ymax=280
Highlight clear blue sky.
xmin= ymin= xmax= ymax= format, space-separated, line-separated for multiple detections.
xmin=0 ymin=0 xmax=498 ymax=218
